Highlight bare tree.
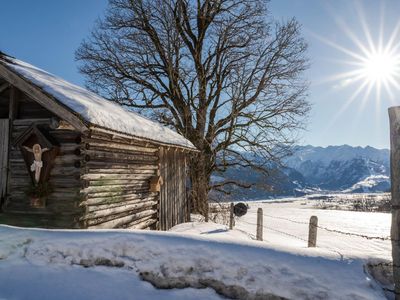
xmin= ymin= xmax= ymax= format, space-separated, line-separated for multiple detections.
xmin=76 ymin=0 xmax=310 ymax=218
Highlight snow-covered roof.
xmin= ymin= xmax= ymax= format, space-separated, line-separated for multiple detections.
xmin=0 ymin=54 xmax=196 ymax=150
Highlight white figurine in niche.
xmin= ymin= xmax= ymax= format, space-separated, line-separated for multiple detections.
xmin=23 ymin=144 xmax=49 ymax=184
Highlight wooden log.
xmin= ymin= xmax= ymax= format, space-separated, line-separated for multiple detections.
xmin=87 ymin=179 xmax=150 ymax=187
xmin=229 ymin=203 xmax=234 ymax=230
xmin=85 ymin=149 xmax=158 ymax=163
xmin=256 ymin=208 xmax=263 ymax=241
xmin=128 ymin=218 xmax=157 ymax=230
xmin=85 ymin=191 xmax=156 ymax=199
xmin=86 ymin=209 xmax=157 ymax=228
xmin=84 ymin=201 xmax=158 ymax=219
xmin=86 ymin=168 xmax=156 ymax=175
xmin=82 ymin=173 xmax=154 ymax=181
xmin=88 ymin=130 xmax=158 ymax=148
xmin=389 ymin=106 xmax=400 ymax=297
xmin=82 ymin=184 xmax=149 ymax=194
xmin=83 ymin=138 xmax=158 ymax=153
xmin=86 ymin=199 xmax=158 ymax=213
xmin=308 ymin=216 xmax=318 ymax=247
xmin=125 ymin=215 xmax=154 ymax=228
xmin=83 ymin=192 xmax=158 ymax=205
xmin=86 ymin=161 xmax=158 ymax=169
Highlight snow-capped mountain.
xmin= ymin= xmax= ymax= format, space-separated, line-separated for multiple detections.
xmin=212 ymin=145 xmax=390 ymax=200
xmin=285 ymin=145 xmax=390 ymax=192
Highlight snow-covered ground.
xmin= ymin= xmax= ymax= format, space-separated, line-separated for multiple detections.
xmin=0 ymin=196 xmax=393 ymax=299
xmin=232 ymin=199 xmax=391 ymax=260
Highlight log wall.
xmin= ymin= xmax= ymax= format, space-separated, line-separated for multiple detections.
xmin=2 ymin=88 xmax=83 ymax=228
xmin=80 ymin=129 xmax=160 ymax=230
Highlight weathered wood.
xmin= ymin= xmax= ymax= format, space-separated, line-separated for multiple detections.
xmin=256 ymin=208 xmax=263 ymax=241
xmin=308 ymin=216 xmax=318 ymax=247
xmin=83 ymin=137 xmax=158 ymax=153
xmin=86 ymin=198 xmax=158 ymax=212
xmin=125 ymin=215 xmax=154 ymax=228
xmin=82 ymin=184 xmax=150 ymax=194
xmin=0 ymin=64 xmax=89 ymax=133
xmin=13 ymin=118 xmax=51 ymax=126
xmin=229 ymin=202 xmax=234 ymax=230
xmin=85 ymin=149 xmax=158 ymax=163
xmin=389 ymin=106 xmax=400 ymax=297
xmin=84 ymin=190 xmax=157 ymax=200
xmin=84 ymin=201 xmax=157 ymax=219
xmin=86 ymin=161 xmax=158 ymax=169
xmin=128 ymin=218 xmax=157 ymax=230
xmin=82 ymin=173 xmax=154 ymax=181
xmin=86 ymin=209 xmax=157 ymax=228
xmin=0 ymin=119 xmax=9 ymax=201
xmin=87 ymin=168 xmax=156 ymax=175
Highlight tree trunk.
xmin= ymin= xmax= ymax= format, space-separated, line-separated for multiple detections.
xmin=189 ymin=153 xmax=210 ymax=221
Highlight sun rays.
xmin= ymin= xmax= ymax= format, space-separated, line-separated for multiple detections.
xmin=311 ymin=1 xmax=400 ymax=132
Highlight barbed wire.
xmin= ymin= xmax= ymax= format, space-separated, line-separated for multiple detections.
xmin=267 ymin=226 xmax=309 ymax=243
xmin=315 ymin=225 xmax=391 ymax=241
xmin=262 ymin=213 xmax=309 ymax=225
xmin=238 ymin=219 xmax=308 ymax=243
xmin=243 ymin=209 xmax=392 ymax=241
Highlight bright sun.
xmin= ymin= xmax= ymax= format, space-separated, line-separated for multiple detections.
xmin=311 ymin=2 xmax=400 ymax=129
xmin=313 ymin=3 xmax=400 ymax=107
xmin=362 ymin=51 xmax=398 ymax=84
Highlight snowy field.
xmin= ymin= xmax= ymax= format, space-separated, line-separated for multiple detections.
xmin=0 ymin=195 xmax=393 ymax=300
xmin=234 ymin=198 xmax=391 ymax=260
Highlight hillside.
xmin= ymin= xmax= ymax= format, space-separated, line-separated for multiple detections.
xmin=212 ymin=145 xmax=390 ymax=200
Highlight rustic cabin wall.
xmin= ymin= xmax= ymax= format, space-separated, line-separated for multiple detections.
xmin=3 ymin=88 xmax=83 ymax=228
xmin=80 ymin=129 xmax=159 ymax=229
xmin=0 ymin=85 xmax=10 ymax=202
xmin=159 ymin=147 xmax=188 ymax=231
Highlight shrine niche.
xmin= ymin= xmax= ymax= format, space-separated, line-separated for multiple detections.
xmin=13 ymin=124 xmax=59 ymax=207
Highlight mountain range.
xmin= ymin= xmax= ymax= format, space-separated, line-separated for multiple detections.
xmin=212 ymin=145 xmax=390 ymax=200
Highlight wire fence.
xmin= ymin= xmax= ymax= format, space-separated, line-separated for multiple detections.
xmin=209 ymin=202 xmax=395 ymax=295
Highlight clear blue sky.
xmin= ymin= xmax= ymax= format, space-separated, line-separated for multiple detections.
xmin=1 ymin=0 xmax=399 ymax=149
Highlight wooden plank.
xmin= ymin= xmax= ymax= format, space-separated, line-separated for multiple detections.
xmin=0 ymin=119 xmax=9 ymax=201
xmin=389 ymin=106 xmax=400 ymax=295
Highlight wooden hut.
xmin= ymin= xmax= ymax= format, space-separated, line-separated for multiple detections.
xmin=0 ymin=53 xmax=197 ymax=230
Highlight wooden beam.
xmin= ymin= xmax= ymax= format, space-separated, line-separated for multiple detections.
xmin=0 ymin=63 xmax=89 ymax=133
xmin=389 ymin=106 xmax=400 ymax=296
xmin=0 ymin=82 xmax=9 ymax=94
xmin=9 ymin=86 xmax=17 ymax=120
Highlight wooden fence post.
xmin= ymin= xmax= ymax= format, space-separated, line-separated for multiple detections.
xmin=229 ymin=203 xmax=234 ymax=230
xmin=308 ymin=216 xmax=318 ymax=247
xmin=256 ymin=208 xmax=263 ymax=241
xmin=389 ymin=107 xmax=400 ymax=298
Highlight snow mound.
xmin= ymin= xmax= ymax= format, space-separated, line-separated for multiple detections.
xmin=0 ymin=225 xmax=387 ymax=299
